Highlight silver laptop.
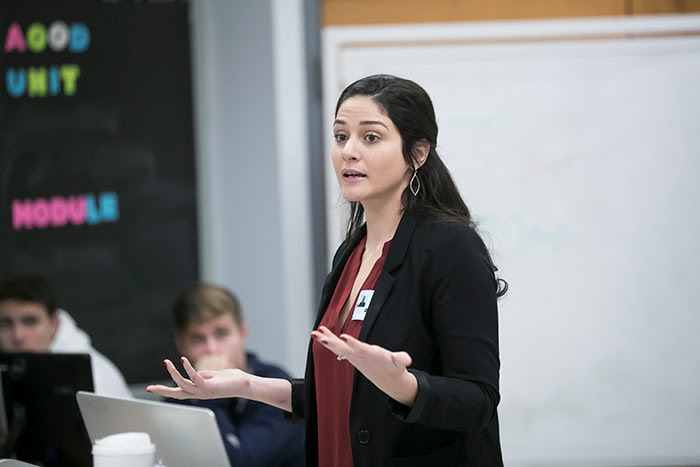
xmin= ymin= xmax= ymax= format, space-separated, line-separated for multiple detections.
xmin=76 ymin=391 xmax=230 ymax=467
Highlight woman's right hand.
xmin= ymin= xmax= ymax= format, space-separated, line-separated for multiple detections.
xmin=146 ymin=356 xmax=250 ymax=400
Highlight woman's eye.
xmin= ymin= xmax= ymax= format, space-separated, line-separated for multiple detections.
xmin=334 ymin=134 xmax=347 ymax=143
xmin=366 ymin=134 xmax=379 ymax=143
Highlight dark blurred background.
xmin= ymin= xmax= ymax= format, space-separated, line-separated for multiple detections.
xmin=0 ymin=0 xmax=197 ymax=383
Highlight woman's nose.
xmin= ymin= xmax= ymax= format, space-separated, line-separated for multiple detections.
xmin=342 ymin=137 xmax=360 ymax=161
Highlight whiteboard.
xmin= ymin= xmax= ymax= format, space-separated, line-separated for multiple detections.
xmin=322 ymin=15 xmax=700 ymax=466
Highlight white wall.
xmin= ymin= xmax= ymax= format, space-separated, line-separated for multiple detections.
xmin=322 ymin=15 xmax=700 ymax=466
xmin=190 ymin=0 xmax=313 ymax=377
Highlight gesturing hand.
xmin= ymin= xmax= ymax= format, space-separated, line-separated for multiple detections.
xmin=310 ymin=326 xmax=418 ymax=407
xmin=146 ymin=356 xmax=250 ymax=400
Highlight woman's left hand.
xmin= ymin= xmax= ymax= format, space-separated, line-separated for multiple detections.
xmin=311 ymin=326 xmax=418 ymax=407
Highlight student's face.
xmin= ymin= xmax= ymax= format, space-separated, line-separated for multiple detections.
xmin=175 ymin=313 xmax=248 ymax=371
xmin=332 ymin=96 xmax=411 ymax=210
xmin=0 ymin=300 xmax=59 ymax=352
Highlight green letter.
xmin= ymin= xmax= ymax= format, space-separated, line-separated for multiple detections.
xmin=26 ymin=22 xmax=47 ymax=53
xmin=27 ymin=67 xmax=47 ymax=97
xmin=60 ymin=64 xmax=80 ymax=95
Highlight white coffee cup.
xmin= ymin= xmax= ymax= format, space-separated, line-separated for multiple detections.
xmin=92 ymin=432 xmax=156 ymax=467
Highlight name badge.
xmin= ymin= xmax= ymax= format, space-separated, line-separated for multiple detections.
xmin=352 ymin=290 xmax=374 ymax=321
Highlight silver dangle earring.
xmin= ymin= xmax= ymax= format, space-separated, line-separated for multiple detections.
xmin=410 ymin=169 xmax=421 ymax=196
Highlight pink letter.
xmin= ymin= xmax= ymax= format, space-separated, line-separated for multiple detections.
xmin=4 ymin=23 xmax=26 ymax=53
xmin=32 ymin=198 xmax=50 ymax=228
xmin=50 ymin=196 xmax=68 ymax=227
xmin=12 ymin=199 xmax=33 ymax=230
xmin=66 ymin=196 xmax=87 ymax=225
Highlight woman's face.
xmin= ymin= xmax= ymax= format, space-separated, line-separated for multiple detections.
xmin=332 ymin=95 xmax=411 ymax=210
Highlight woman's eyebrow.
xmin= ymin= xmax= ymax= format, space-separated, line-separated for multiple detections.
xmin=360 ymin=120 xmax=389 ymax=129
xmin=333 ymin=119 xmax=388 ymax=129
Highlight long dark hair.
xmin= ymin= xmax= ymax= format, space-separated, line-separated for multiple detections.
xmin=335 ymin=74 xmax=508 ymax=297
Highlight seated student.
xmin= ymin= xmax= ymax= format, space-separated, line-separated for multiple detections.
xmin=168 ymin=283 xmax=304 ymax=466
xmin=0 ymin=274 xmax=131 ymax=398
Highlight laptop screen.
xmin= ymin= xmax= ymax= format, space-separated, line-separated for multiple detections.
xmin=0 ymin=353 xmax=94 ymax=467
xmin=76 ymin=391 xmax=230 ymax=467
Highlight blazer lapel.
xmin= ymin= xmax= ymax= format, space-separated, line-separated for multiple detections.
xmin=358 ymin=213 xmax=416 ymax=341
xmin=312 ymin=226 xmax=367 ymax=329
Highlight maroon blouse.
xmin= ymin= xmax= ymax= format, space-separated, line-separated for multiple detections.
xmin=312 ymin=236 xmax=391 ymax=467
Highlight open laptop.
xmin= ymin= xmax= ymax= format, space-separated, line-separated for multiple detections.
xmin=0 ymin=353 xmax=94 ymax=466
xmin=76 ymin=391 xmax=230 ymax=467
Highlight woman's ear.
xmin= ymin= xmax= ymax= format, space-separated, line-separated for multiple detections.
xmin=412 ymin=140 xmax=430 ymax=169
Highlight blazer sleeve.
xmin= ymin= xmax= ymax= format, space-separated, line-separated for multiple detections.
xmin=390 ymin=223 xmax=500 ymax=434
xmin=284 ymin=378 xmax=306 ymax=424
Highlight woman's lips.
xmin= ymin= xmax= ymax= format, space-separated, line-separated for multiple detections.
xmin=342 ymin=169 xmax=366 ymax=179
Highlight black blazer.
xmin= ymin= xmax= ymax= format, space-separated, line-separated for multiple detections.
xmin=289 ymin=212 xmax=503 ymax=466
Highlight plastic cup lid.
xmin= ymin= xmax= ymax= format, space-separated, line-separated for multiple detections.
xmin=92 ymin=432 xmax=156 ymax=456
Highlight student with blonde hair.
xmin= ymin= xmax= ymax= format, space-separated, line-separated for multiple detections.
xmin=166 ymin=283 xmax=304 ymax=466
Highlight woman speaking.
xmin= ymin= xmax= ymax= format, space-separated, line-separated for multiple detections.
xmin=148 ymin=74 xmax=507 ymax=466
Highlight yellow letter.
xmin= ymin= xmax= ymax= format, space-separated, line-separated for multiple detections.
xmin=26 ymin=23 xmax=47 ymax=53
xmin=60 ymin=64 xmax=80 ymax=95
xmin=27 ymin=67 xmax=47 ymax=97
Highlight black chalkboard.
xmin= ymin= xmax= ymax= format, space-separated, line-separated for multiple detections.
xmin=0 ymin=0 xmax=198 ymax=383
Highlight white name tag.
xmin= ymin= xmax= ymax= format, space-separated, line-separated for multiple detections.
xmin=352 ymin=290 xmax=374 ymax=321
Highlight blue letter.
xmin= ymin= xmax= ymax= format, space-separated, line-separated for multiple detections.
xmin=48 ymin=66 xmax=60 ymax=96
xmin=6 ymin=68 xmax=26 ymax=97
xmin=99 ymin=192 xmax=119 ymax=223
xmin=86 ymin=193 xmax=99 ymax=224
xmin=69 ymin=23 xmax=90 ymax=53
